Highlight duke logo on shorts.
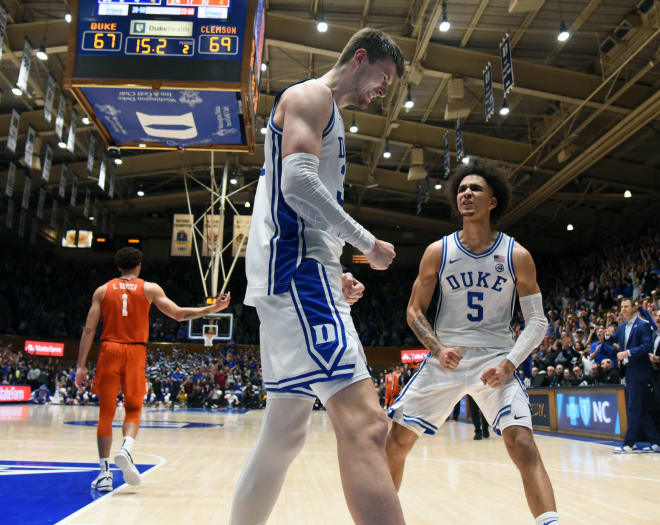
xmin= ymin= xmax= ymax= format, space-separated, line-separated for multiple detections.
xmin=389 ymin=232 xmax=533 ymax=436
xmin=244 ymin=80 xmax=368 ymax=402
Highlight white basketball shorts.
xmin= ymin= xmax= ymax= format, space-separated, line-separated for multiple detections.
xmin=388 ymin=347 xmax=532 ymax=436
xmin=253 ymin=258 xmax=370 ymax=405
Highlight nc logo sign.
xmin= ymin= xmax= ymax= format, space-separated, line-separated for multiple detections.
xmin=312 ymin=323 xmax=336 ymax=345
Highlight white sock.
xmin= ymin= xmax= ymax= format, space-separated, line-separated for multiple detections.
xmin=229 ymin=397 xmax=314 ymax=525
xmin=121 ymin=436 xmax=135 ymax=454
xmin=535 ymin=511 xmax=559 ymax=525
xmin=100 ymin=458 xmax=110 ymax=472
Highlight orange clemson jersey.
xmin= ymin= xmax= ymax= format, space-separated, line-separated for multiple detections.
xmin=100 ymin=278 xmax=151 ymax=344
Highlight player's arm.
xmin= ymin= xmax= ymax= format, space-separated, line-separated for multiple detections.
xmin=279 ymin=82 xmax=394 ymax=270
xmin=75 ymin=285 xmax=105 ymax=391
xmin=407 ymin=241 xmax=462 ymax=369
xmin=341 ymin=272 xmax=365 ymax=306
xmin=481 ymin=243 xmax=548 ymax=387
xmin=145 ymin=282 xmax=230 ymax=322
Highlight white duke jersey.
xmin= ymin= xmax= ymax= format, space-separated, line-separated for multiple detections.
xmin=434 ymin=231 xmax=517 ymax=348
xmin=245 ymin=80 xmax=347 ymax=306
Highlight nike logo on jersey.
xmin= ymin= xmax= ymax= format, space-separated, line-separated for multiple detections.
xmin=543 ymin=520 xmax=558 ymax=525
xmin=513 ymin=414 xmax=525 ymax=420
xmin=449 ymin=258 xmax=462 ymax=264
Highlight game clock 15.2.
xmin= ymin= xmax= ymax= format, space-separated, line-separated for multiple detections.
xmin=125 ymin=36 xmax=194 ymax=56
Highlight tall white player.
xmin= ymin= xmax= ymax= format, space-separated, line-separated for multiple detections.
xmin=230 ymin=28 xmax=406 ymax=525
xmin=385 ymin=162 xmax=560 ymax=525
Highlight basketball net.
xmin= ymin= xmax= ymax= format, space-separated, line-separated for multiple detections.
xmin=203 ymin=332 xmax=215 ymax=348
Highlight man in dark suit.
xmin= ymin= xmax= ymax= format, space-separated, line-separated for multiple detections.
xmin=612 ymin=298 xmax=659 ymax=453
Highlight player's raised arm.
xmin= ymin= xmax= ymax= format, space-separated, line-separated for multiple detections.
xmin=278 ymin=82 xmax=395 ymax=270
xmin=75 ymin=285 xmax=105 ymax=390
xmin=407 ymin=241 xmax=461 ymax=369
xmin=145 ymin=282 xmax=230 ymax=322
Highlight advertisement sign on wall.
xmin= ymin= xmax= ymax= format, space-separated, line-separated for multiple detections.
xmin=24 ymin=340 xmax=64 ymax=357
xmin=556 ymin=391 xmax=621 ymax=435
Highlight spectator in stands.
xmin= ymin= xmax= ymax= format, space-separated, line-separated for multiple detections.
xmin=570 ymin=366 xmax=591 ymax=387
xmin=558 ymin=369 xmax=572 ymax=388
xmin=31 ymin=384 xmax=52 ymax=404
xmin=544 ymin=366 xmax=556 ymax=387
xmin=600 ymin=359 xmax=620 ymax=384
xmin=590 ymin=327 xmax=617 ymax=369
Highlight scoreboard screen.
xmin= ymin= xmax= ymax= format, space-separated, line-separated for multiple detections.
xmin=73 ymin=0 xmax=247 ymax=82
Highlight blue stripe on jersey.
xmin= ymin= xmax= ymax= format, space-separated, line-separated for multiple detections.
xmin=402 ymin=413 xmax=437 ymax=435
xmin=454 ymin=231 xmax=503 ymax=258
xmin=267 ymin=132 xmax=281 ymax=295
xmin=433 ymin=236 xmax=448 ymax=330
xmin=322 ymin=106 xmax=335 ymax=137
xmin=513 ymin=369 xmax=529 ymax=399
xmin=269 ymin=133 xmax=306 ymax=295
xmin=492 ymin=404 xmax=512 ymax=435
xmin=507 ymin=236 xmax=516 ymax=280
xmin=289 ymin=259 xmax=348 ymax=373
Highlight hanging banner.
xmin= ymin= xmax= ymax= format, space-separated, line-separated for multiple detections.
xmin=0 ymin=4 xmax=7 ymax=63
xmin=483 ymin=62 xmax=495 ymax=122
xmin=17 ymin=38 xmax=33 ymax=94
xmin=499 ymin=33 xmax=514 ymax=97
xmin=18 ymin=208 xmax=26 ymax=238
xmin=21 ymin=175 xmax=31 ymax=209
xmin=70 ymin=173 xmax=79 ymax=207
xmin=43 ymin=74 xmax=56 ymax=124
xmin=50 ymin=199 xmax=58 ymax=229
xmin=5 ymin=161 xmax=15 ymax=197
xmin=87 ymin=134 xmax=96 ymax=174
xmin=55 ymin=95 xmax=66 ymax=140
xmin=455 ymin=118 xmax=463 ymax=161
xmin=232 ymin=215 xmax=251 ymax=257
xmin=58 ymin=164 xmax=67 ymax=199
xmin=170 ymin=213 xmax=194 ymax=257
xmin=6 ymin=199 xmax=13 ymax=229
xmin=108 ymin=166 xmax=115 ymax=199
xmin=36 ymin=187 xmax=46 ymax=219
xmin=7 ymin=109 xmax=19 ymax=153
xmin=98 ymin=158 xmax=106 ymax=191
xmin=202 ymin=214 xmax=220 ymax=257
xmin=41 ymin=144 xmax=53 ymax=183
xmin=83 ymin=188 xmax=91 ymax=218
xmin=443 ymin=131 xmax=450 ymax=176
xmin=24 ymin=125 xmax=36 ymax=169
xmin=67 ymin=110 xmax=78 ymax=153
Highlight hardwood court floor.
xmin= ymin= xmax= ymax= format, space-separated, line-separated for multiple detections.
xmin=2 ymin=404 xmax=659 ymax=524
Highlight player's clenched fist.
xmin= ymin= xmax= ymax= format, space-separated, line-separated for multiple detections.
xmin=341 ymin=273 xmax=365 ymax=305
xmin=366 ymin=239 xmax=396 ymax=270
xmin=437 ymin=346 xmax=462 ymax=370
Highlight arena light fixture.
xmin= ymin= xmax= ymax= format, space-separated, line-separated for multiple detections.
xmin=557 ymin=21 xmax=570 ymax=42
xmin=244 ymin=201 xmax=251 ymax=208
xmin=230 ymin=178 xmax=238 ymax=185
xmin=316 ymin=17 xmax=328 ymax=33
xmin=261 ymin=61 xmax=268 ymax=72
xmin=566 ymin=223 xmax=574 ymax=231
xmin=138 ymin=143 xmax=147 ymax=148
xmin=82 ymin=116 xmax=90 ymax=125
xmin=260 ymin=126 xmax=267 ymax=134
xmin=349 ymin=112 xmax=358 ymax=133
xmin=383 ymin=141 xmax=392 ymax=159
xmin=439 ymin=2 xmax=450 ymax=32
xmin=11 ymin=86 xmax=22 ymax=96
xmin=461 ymin=155 xmax=471 ymax=165
xmin=58 ymin=140 xmax=67 ymax=149
xmin=434 ymin=182 xmax=442 ymax=190
xmin=65 ymin=11 xmax=72 ymax=23
xmin=36 ymin=44 xmax=48 ymax=61
xmin=624 ymin=190 xmax=632 ymax=198
xmin=404 ymin=86 xmax=414 ymax=109
xmin=114 ymin=157 xmax=123 ymax=166
xmin=499 ymin=99 xmax=510 ymax=116
xmin=137 ymin=189 xmax=145 ymax=197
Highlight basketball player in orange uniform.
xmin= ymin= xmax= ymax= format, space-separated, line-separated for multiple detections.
xmin=75 ymin=247 xmax=230 ymax=492
xmin=384 ymin=367 xmax=401 ymax=408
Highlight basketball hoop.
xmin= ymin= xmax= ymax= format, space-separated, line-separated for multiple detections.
xmin=203 ymin=332 xmax=215 ymax=348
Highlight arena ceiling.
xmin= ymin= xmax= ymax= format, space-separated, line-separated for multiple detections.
xmin=1 ymin=0 xmax=659 ymax=253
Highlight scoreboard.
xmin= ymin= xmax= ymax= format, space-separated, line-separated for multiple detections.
xmin=64 ymin=0 xmax=265 ymax=152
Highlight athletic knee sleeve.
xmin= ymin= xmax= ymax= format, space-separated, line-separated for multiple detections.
xmin=97 ymin=397 xmax=117 ymax=437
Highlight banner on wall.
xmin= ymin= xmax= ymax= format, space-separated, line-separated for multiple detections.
xmin=232 ymin=215 xmax=251 ymax=257
xmin=5 ymin=161 xmax=15 ymax=198
xmin=483 ymin=62 xmax=495 ymax=122
xmin=7 ymin=109 xmax=19 ymax=153
xmin=202 ymin=214 xmax=220 ymax=257
xmin=55 ymin=94 xmax=66 ymax=140
xmin=98 ymin=158 xmax=106 ymax=191
xmin=170 ymin=213 xmax=194 ymax=256
xmin=400 ymin=349 xmax=429 ymax=364
xmin=70 ymin=174 xmax=78 ymax=207
xmin=21 ymin=175 xmax=31 ymax=209
xmin=108 ymin=167 xmax=115 ymax=199
xmin=499 ymin=33 xmax=514 ymax=96
xmin=443 ymin=132 xmax=450 ymax=176
xmin=67 ymin=109 xmax=78 ymax=153
xmin=0 ymin=385 xmax=31 ymax=403
xmin=41 ymin=144 xmax=53 ymax=183
xmin=455 ymin=118 xmax=463 ymax=161
xmin=87 ymin=134 xmax=96 ymax=174
xmin=24 ymin=125 xmax=36 ymax=169
xmin=58 ymin=164 xmax=67 ymax=199
xmin=83 ymin=188 xmax=90 ymax=218
xmin=556 ymin=391 xmax=621 ymax=435
xmin=36 ymin=187 xmax=45 ymax=219
xmin=44 ymin=74 xmax=56 ymax=124
xmin=0 ymin=4 xmax=8 ymax=64
xmin=16 ymin=38 xmax=33 ymax=93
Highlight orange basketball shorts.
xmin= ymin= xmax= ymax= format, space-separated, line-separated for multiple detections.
xmin=92 ymin=342 xmax=147 ymax=399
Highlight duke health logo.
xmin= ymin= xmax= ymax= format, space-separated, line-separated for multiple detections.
xmin=134 ymin=22 xmax=146 ymax=33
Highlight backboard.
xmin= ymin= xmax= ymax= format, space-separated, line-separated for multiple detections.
xmin=188 ymin=313 xmax=233 ymax=342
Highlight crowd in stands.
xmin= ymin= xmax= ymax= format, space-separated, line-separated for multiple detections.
xmin=0 ymin=223 xmax=658 ymax=407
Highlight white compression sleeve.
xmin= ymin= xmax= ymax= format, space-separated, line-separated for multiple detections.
xmin=229 ymin=397 xmax=314 ymax=525
xmin=281 ymin=153 xmax=375 ymax=253
xmin=506 ymin=293 xmax=548 ymax=368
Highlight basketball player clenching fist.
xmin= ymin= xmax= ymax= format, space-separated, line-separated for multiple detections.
xmin=231 ymin=28 xmax=406 ymax=525
xmin=75 ymin=247 xmax=229 ymax=492
xmin=385 ymin=163 xmax=560 ymax=525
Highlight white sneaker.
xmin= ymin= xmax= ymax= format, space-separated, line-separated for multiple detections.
xmin=114 ymin=448 xmax=141 ymax=486
xmin=612 ymin=445 xmax=633 ymax=454
xmin=652 ymin=444 xmax=660 ymax=453
xmin=91 ymin=470 xmax=113 ymax=492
